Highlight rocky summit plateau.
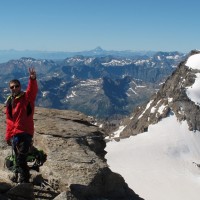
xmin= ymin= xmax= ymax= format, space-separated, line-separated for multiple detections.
xmin=0 ymin=105 xmax=144 ymax=200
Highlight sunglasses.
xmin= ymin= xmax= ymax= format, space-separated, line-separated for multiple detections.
xmin=10 ymin=85 xmax=20 ymax=89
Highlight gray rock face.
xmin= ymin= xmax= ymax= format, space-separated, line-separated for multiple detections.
xmin=7 ymin=183 xmax=34 ymax=200
xmin=0 ymin=106 xmax=143 ymax=200
xmin=118 ymin=50 xmax=200 ymax=138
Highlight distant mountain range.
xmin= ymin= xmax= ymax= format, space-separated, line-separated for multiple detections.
xmin=0 ymin=47 xmax=158 ymax=63
xmin=0 ymin=50 xmax=186 ymax=119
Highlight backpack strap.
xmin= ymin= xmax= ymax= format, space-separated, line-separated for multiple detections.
xmin=6 ymin=93 xmax=32 ymax=117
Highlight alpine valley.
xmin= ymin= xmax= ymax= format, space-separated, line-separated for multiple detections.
xmin=0 ymin=48 xmax=185 ymax=120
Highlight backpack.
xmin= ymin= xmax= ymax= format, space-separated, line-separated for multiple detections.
xmin=5 ymin=146 xmax=47 ymax=172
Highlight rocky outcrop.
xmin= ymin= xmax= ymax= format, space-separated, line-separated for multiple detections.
xmin=116 ymin=50 xmax=200 ymax=138
xmin=0 ymin=105 xmax=144 ymax=200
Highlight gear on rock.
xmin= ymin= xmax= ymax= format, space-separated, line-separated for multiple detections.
xmin=5 ymin=146 xmax=47 ymax=173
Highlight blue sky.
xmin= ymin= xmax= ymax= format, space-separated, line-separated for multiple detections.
xmin=1 ymin=0 xmax=200 ymax=53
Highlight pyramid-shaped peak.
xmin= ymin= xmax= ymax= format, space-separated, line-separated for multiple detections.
xmin=93 ymin=46 xmax=104 ymax=52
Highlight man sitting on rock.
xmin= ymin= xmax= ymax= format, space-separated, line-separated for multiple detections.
xmin=5 ymin=68 xmax=38 ymax=183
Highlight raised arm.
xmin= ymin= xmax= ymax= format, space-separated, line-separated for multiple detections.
xmin=26 ymin=67 xmax=38 ymax=102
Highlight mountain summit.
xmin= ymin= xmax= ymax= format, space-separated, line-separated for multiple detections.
xmin=93 ymin=46 xmax=104 ymax=52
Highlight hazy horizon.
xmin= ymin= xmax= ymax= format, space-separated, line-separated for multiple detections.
xmin=1 ymin=0 xmax=200 ymax=53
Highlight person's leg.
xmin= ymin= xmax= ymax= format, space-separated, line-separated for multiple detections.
xmin=12 ymin=136 xmax=20 ymax=182
xmin=13 ymin=134 xmax=33 ymax=183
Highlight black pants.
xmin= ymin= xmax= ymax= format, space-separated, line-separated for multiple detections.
xmin=12 ymin=133 xmax=33 ymax=183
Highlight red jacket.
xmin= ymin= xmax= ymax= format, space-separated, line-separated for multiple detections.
xmin=5 ymin=78 xmax=38 ymax=141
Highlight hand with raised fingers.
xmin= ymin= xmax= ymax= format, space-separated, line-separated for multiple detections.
xmin=29 ymin=67 xmax=36 ymax=80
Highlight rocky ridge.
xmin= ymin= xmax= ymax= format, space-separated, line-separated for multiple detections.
xmin=0 ymin=105 xmax=143 ymax=200
xmin=113 ymin=50 xmax=200 ymax=139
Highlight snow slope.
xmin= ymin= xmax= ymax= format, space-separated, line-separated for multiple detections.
xmin=105 ymin=52 xmax=200 ymax=200
xmin=185 ymin=53 xmax=200 ymax=106
xmin=106 ymin=115 xmax=200 ymax=200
